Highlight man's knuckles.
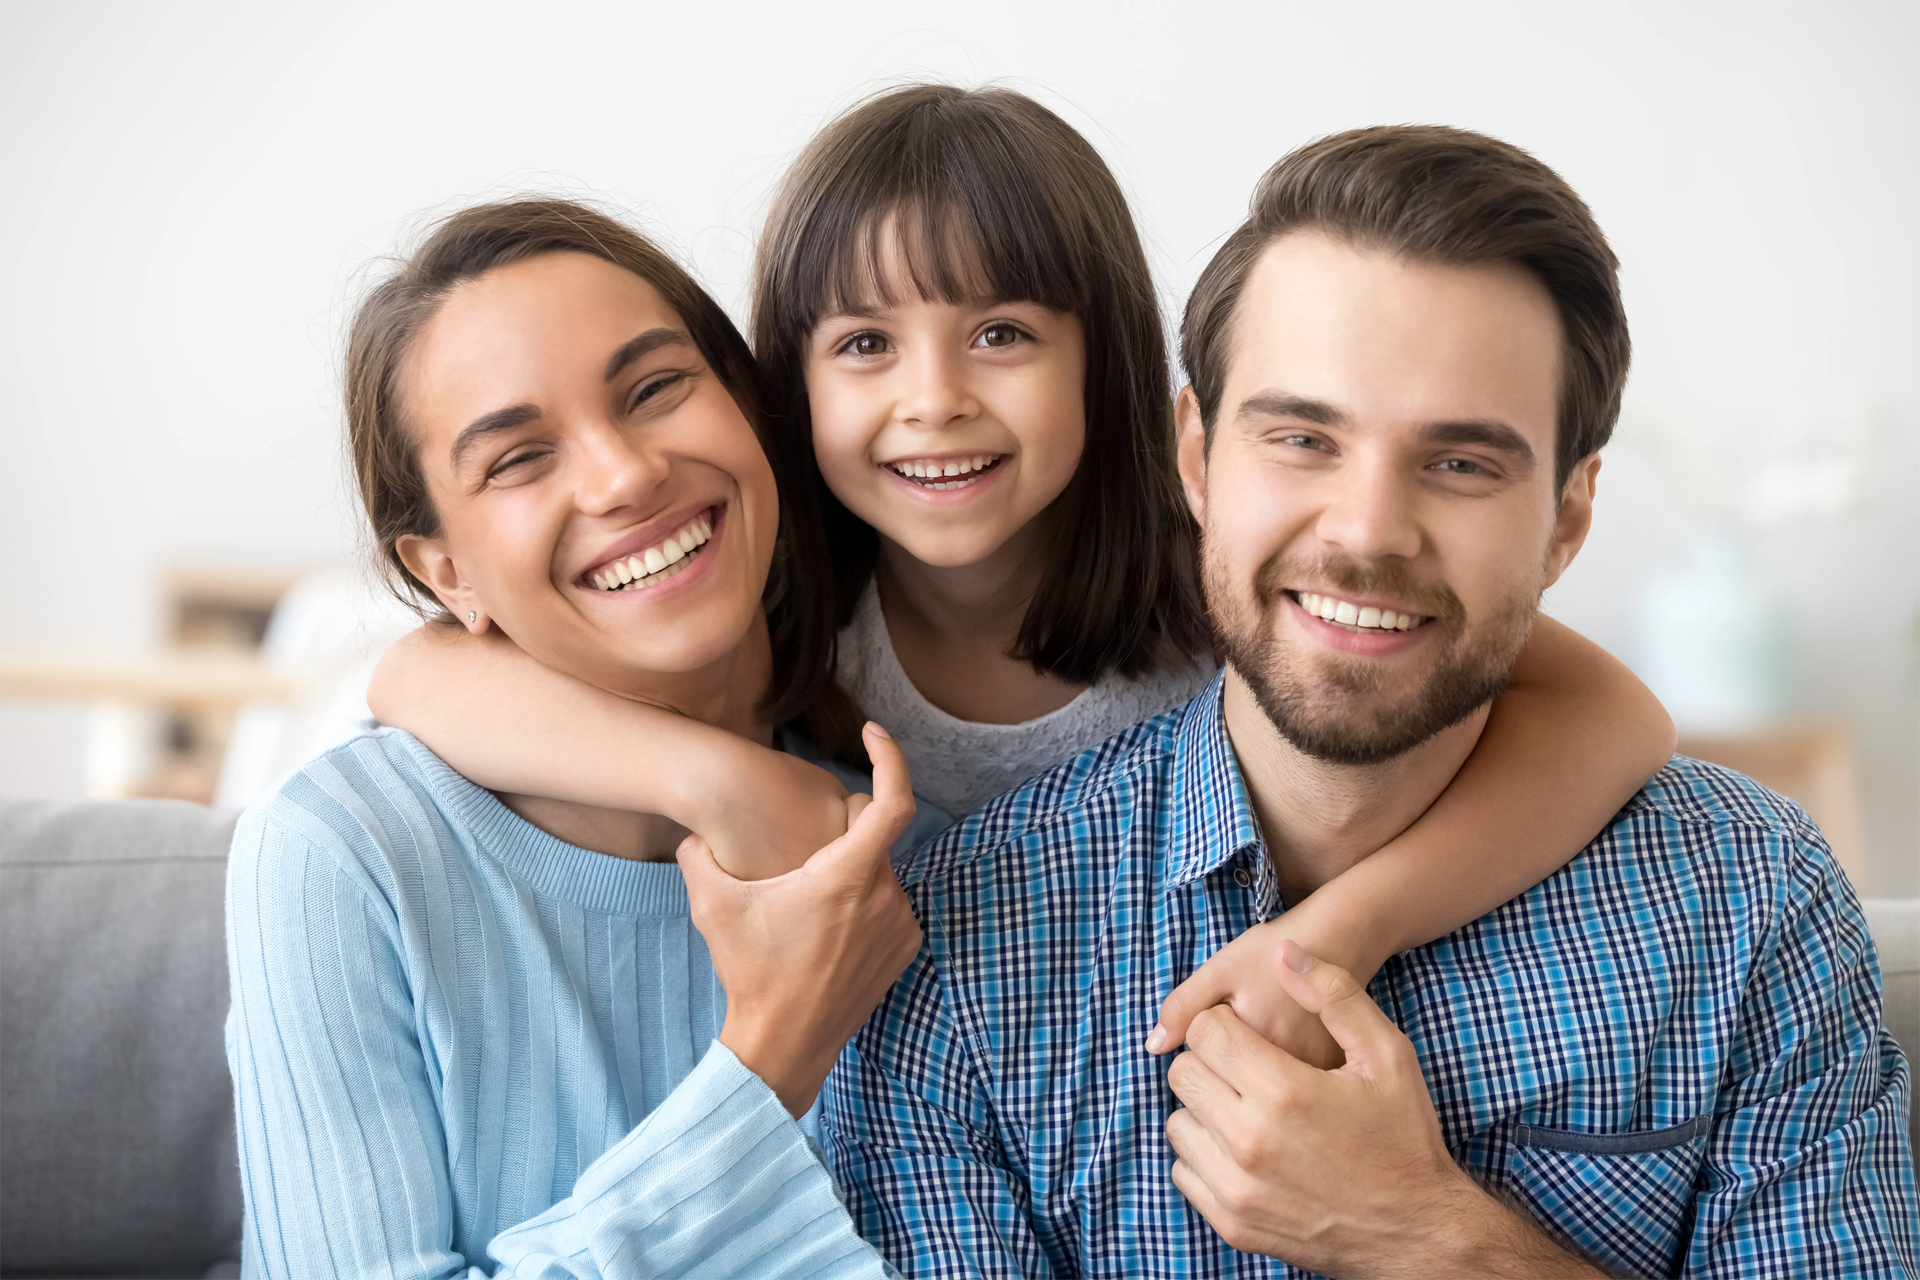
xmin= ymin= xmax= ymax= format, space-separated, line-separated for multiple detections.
xmin=1187 ymin=1004 xmax=1246 ymax=1053
xmin=1220 ymin=1120 xmax=1283 ymax=1173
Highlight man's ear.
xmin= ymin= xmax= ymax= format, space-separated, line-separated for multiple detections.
xmin=1174 ymin=385 xmax=1210 ymax=524
xmin=1542 ymin=453 xmax=1601 ymax=590
xmin=396 ymin=534 xmax=490 ymax=633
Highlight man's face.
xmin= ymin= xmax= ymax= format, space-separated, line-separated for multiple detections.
xmin=1175 ymin=231 xmax=1599 ymax=765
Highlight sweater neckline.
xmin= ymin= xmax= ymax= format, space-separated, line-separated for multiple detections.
xmin=389 ymin=728 xmax=691 ymax=917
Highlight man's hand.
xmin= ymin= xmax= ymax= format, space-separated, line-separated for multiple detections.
xmin=681 ymin=723 xmax=922 ymax=1117
xmin=1165 ymin=940 xmax=1605 ymax=1278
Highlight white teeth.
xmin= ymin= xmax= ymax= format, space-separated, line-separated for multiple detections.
xmin=888 ymin=455 xmax=998 ymax=484
xmin=1298 ymin=591 xmax=1424 ymax=632
xmin=589 ymin=512 xmax=715 ymax=592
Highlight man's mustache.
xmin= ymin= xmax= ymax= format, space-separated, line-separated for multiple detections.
xmin=1252 ymin=553 xmax=1467 ymax=628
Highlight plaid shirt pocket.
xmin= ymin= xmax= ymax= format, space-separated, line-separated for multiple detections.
xmin=1509 ymin=1117 xmax=1711 ymax=1278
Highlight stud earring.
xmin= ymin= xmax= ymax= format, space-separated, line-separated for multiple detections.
xmin=468 ymin=611 xmax=476 ymax=625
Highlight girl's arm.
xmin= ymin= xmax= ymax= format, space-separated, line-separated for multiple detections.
xmin=367 ymin=625 xmax=852 ymax=881
xmin=1151 ymin=616 xmax=1675 ymax=1064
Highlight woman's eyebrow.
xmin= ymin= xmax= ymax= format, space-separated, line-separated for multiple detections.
xmin=603 ymin=327 xmax=693 ymax=382
xmin=451 ymin=403 xmax=540 ymax=470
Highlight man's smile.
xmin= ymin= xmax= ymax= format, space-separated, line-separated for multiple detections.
xmin=1284 ymin=589 xmax=1429 ymax=633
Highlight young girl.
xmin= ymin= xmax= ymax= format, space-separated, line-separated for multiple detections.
xmin=369 ymin=85 xmax=1674 ymax=1067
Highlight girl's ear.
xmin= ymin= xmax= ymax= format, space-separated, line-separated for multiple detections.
xmin=396 ymin=534 xmax=490 ymax=633
xmin=1173 ymin=385 xmax=1210 ymax=524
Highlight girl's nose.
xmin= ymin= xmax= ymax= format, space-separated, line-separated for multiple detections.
xmin=895 ymin=346 xmax=979 ymax=431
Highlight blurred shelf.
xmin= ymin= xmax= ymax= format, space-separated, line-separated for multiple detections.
xmin=0 ymin=652 xmax=298 ymax=709
xmin=1678 ymin=723 xmax=1868 ymax=893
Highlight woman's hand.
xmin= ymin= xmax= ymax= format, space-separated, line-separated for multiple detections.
xmin=680 ymin=723 xmax=922 ymax=1117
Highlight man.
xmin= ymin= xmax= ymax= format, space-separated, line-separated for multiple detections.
xmin=820 ymin=125 xmax=1918 ymax=1277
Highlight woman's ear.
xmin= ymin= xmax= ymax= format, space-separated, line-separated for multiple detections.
xmin=396 ymin=534 xmax=490 ymax=633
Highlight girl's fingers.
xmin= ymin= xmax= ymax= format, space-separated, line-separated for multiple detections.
xmin=1149 ymin=965 xmax=1232 ymax=1054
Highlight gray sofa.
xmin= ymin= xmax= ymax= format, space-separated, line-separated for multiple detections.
xmin=1 ymin=797 xmax=1915 ymax=1277
xmin=1 ymin=799 xmax=241 ymax=1278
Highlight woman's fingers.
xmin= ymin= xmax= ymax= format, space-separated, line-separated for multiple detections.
xmin=844 ymin=723 xmax=914 ymax=851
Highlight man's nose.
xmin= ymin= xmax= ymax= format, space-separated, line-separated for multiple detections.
xmin=895 ymin=346 xmax=979 ymax=431
xmin=1313 ymin=456 xmax=1424 ymax=563
xmin=572 ymin=418 xmax=669 ymax=516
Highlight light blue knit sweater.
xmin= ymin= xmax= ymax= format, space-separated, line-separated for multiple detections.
xmin=225 ymin=726 xmax=943 ymax=1278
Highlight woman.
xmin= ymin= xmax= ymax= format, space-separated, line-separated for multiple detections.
xmin=225 ymin=199 xmax=920 ymax=1276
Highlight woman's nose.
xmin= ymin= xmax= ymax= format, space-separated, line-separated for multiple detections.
xmin=1313 ymin=457 xmax=1424 ymax=563
xmin=895 ymin=347 xmax=978 ymax=431
xmin=572 ymin=419 xmax=669 ymax=516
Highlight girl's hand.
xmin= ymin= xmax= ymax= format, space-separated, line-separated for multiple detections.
xmin=1148 ymin=898 xmax=1387 ymax=1070
xmin=680 ymin=723 xmax=922 ymax=1117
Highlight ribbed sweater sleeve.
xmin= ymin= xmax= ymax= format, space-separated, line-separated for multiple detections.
xmin=226 ymin=796 xmax=891 ymax=1279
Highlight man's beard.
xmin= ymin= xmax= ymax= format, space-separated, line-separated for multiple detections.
xmin=1205 ymin=542 xmax=1539 ymax=766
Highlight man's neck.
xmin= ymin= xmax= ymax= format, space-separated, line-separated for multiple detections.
xmin=1219 ymin=667 xmax=1491 ymax=907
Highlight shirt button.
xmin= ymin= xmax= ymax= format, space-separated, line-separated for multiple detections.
xmin=1233 ymin=867 xmax=1253 ymax=889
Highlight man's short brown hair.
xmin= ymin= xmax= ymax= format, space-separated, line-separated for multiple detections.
xmin=1180 ymin=125 xmax=1629 ymax=488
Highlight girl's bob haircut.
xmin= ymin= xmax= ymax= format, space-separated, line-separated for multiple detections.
xmin=344 ymin=198 xmax=840 ymax=730
xmin=754 ymin=84 xmax=1208 ymax=693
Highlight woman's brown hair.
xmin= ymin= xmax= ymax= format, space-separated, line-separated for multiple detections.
xmin=753 ymin=85 xmax=1210 ymax=706
xmin=344 ymin=198 xmax=838 ymax=728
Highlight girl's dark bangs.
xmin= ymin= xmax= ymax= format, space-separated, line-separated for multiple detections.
xmin=805 ymin=157 xmax=1085 ymax=328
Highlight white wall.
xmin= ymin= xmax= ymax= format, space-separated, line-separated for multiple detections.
xmin=2 ymin=1 xmax=1914 ymax=891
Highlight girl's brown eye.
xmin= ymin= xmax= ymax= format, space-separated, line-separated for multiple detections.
xmin=979 ymin=324 xmax=1020 ymax=348
xmin=849 ymin=333 xmax=887 ymax=357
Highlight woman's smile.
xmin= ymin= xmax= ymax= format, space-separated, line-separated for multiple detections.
xmin=579 ymin=501 xmax=721 ymax=597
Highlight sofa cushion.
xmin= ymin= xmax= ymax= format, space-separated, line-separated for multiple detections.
xmin=1865 ymin=898 xmax=1920 ymax=1144
xmin=0 ymin=798 xmax=242 ymax=1278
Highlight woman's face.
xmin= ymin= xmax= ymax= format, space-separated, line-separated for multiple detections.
xmin=804 ymin=242 xmax=1087 ymax=573
xmin=396 ymin=251 xmax=779 ymax=699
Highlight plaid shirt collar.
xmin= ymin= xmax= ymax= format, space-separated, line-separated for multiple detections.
xmin=1164 ymin=673 xmax=1272 ymax=908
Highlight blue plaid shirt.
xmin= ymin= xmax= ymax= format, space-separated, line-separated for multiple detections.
xmin=822 ymin=676 xmax=1918 ymax=1278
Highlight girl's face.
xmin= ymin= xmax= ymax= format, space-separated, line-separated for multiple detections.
xmin=396 ymin=251 xmax=780 ymax=701
xmin=805 ymin=251 xmax=1087 ymax=572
